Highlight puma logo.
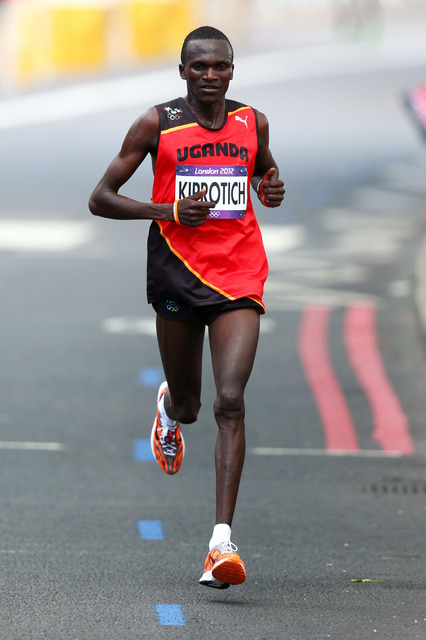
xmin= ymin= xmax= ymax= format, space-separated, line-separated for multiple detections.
xmin=235 ymin=115 xmax=248 ymax=128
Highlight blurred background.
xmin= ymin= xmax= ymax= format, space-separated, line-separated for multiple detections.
xmin=1 ymin=0 xmax=425 ymax=92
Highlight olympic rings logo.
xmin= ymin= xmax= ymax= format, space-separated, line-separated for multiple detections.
xmin=208 ymin=211 xmax=221 ymax=218
xmin=166 ymin=300 xmax=180 ymax=312
xmin=163 ymin=107 xmax=183 ymax=121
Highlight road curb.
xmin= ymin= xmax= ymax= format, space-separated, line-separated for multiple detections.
xmin=414 ymin=232 xmax=426 ymax=338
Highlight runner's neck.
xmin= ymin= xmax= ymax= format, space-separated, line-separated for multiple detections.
xmin=184 ymin=95 xmax=227 ymax=130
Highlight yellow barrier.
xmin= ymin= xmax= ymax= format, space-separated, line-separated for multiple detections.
xmin=17 ymin=3 xmax=107 ymax=83
xmin=17 ymin=4 xmax=53 ymax=83
xmin=123 ymin=0 xmax=195 ymax=59
xmin=12 ymin=0 xmax=195 ymax=86
xmin=51 ymin=6 xmax=107 ymax=70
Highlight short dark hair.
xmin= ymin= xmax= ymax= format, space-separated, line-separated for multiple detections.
xmin=181 ymin=26 xmax=233 ymax=65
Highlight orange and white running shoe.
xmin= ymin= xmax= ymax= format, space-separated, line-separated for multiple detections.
xmin=150 ymin=381 xmax=184 ymax=475
xmin=199 ymin=541 xmax=246 ymax=589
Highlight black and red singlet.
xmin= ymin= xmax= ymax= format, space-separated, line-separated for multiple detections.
xmin=147 ymin=97 xmax=268 ymax=310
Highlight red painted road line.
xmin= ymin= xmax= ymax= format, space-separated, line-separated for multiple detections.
xmin=343 ymin=303 xmax=414 ymax=455
xmin=298 ymin=305 xmax=360 ymax=451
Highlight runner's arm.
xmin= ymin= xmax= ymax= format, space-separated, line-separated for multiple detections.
xmin=252 ymin=110 xmax=285 ymax=208
xmin=88 ymin=108 xmax=214 ymax=225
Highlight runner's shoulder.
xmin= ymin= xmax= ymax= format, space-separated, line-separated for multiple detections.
xmin=253 ymin=108 xmax=269 ymax=129
xmin=126 ymin=107 xmax=159 ymax=148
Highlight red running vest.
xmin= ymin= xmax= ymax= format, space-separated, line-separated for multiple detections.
xmin=147 ymin=97 xmax=268 ymax=309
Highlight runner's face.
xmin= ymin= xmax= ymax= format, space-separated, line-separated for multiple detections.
xmin=179 ymin=39 xmax=234 ymax=105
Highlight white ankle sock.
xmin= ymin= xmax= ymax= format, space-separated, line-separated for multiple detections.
xmin=209 ymin=523 xmax=231 ymax=550
xmin=159 ymin=395 xmax=176 ymax=428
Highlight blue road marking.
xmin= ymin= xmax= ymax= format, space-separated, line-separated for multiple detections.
xmin=138 ymin=520 xmax=163 ymax=540
xmin=133 ymin=438 xmax=154 ymax=462
xmin=156 ymin=605 xmax=185 ymax=626
xmin=138 ymin=367 xmax=163 ymax=388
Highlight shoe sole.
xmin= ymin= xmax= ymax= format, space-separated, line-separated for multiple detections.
xmin=211 ymin=556 xmax=246 ymax=585
xmin=199 ymin=570 xmax=230 ymax=589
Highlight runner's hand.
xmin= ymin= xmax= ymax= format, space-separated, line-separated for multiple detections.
xmin=174 ymin=189 xmax=215 ymax=226
xmin=257 ymin=168 xmax=285 ymax=208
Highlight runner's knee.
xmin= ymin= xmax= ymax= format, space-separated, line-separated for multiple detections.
xmin=214 ymin=388 xmax=245 ymax=423
xmin=171 ymin=395 xmax=201 ymax=424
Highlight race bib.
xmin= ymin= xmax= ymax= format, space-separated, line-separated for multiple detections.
xmin=175 ymin=165 xmax=247 ymax=219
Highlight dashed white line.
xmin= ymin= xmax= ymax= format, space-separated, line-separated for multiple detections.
xmin=249 ymin=447 xmax=404 ymax=458
xmin=103 ymin=315 xmax=277 ymax=336
xmin=0 ymin=219 xmax=95 ymax=252
xmin=0 ymin=442 xmax=65 ymax=451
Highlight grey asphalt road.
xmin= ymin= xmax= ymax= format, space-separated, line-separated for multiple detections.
xmin=1 ymin=35 xmax=426 ymax=639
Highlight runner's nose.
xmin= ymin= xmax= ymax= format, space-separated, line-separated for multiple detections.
xmin=203 ymin=67 xmax=217 ymax=81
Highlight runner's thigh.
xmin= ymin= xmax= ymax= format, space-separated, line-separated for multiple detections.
xmin=156 ymin=315 xmax=205 ymax=399
xmin=208 ymin=309 xmax=260 ymax=393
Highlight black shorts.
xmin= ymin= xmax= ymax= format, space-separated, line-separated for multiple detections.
xmin=153 ymin=297 xmax=264 ymax=326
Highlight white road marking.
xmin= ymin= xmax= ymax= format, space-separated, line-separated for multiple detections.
xmin=267 ymin=255 xmax=367 ymax=283
xmin=382 ymin=161 xmax=426 ymax=196
xmin=352 ymin=188 xmax=424 ymax=218
xmin=260 ymin=225 xmax=304 ymax=253
xmin=249 ymin=447 xmax=403 ymax=458
xmin=0 ymin=441 xmax=65 ymax=451
xmin=264 ymin=281 xmax=380 ymax=309
xmin=321 ymin=207 xmax=420 ymax=262
xmin=103 ymin=316 xmax=157 ymax=336
xmin=388 ymin=280 xmax=411 ymax=298
xmin=102 ymin=315 xmax=276 ymax=336
xmin=0 ymin=219 xmax=95 ymax=252
xmin=1 ymin=33 xmax=425 ymax=130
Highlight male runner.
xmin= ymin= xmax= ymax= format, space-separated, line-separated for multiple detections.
xmin=89 ymin=26 xmax=284 ymax=589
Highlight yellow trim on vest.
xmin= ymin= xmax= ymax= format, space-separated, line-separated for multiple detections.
xmin=160 ymin=121 xmax=198 ymax=136
xmin=228 ymin=106 xmax=251 ymax=116
xmin=247 ymin=296 xmax=265 ymax=312
xmin=155 ymin=220 xmax=236 ymax=301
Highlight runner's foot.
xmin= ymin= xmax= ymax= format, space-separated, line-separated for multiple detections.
xmin=150 ymin=382 xmax=184 ymax=475
xmin=199 ymin=541 xmax=246 ymax=589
